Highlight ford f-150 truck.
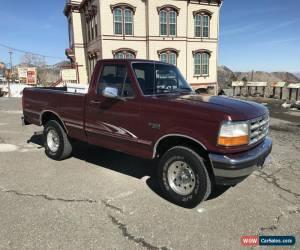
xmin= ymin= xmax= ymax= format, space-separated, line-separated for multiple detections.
xmin=22 ymin=59 xmax=272 ymax=208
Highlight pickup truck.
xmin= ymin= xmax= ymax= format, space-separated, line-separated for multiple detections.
xmin=22 ymin=59 xmax=272 ymax=208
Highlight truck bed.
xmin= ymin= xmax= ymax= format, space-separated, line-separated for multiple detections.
xmin=23 ymin=87 xmax=87 ymax=141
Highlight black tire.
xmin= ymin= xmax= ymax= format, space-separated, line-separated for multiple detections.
xmin=43 ymin=120 xmax=72 ymax=161
xmin=157 ymin=146 xmax=211 ymax=208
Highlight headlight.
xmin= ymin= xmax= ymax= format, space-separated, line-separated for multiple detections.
xmin=218 ymin=122 xmax=249 ymax=146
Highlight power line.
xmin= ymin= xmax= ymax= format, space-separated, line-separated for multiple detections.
xmin=0 ymin=42 xmax=65 ymax=60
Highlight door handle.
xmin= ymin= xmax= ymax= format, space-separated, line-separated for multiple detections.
xmin=90 ymin=100 xmax=101 ymax=105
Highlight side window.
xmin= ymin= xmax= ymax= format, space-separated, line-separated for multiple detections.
xmin=98 ymin=64 xmax=135 ymax=97
xmin=133 ymin=63 xmax=155 ymax=95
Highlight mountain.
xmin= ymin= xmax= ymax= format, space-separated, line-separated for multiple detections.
xmin=293 ymin=72 xmax=300 ymax=79
xmin=218 ymin=66 xmax=300 ymax=89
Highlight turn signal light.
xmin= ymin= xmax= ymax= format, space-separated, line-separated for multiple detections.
xmin=218 ymin=135 xmax=249 ymax=146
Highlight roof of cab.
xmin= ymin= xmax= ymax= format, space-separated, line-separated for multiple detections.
xmin=97 ymin=58 xmax=171 ymax=65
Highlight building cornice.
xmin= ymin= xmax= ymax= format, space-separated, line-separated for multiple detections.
xmin=64 ymin=1 xmax=81 ymax=17
xmin=187 ymin=0 xmax=222 ymax=6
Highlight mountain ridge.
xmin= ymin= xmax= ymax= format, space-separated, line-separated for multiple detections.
xmin=218 ymin=65 xmax=300 ymax=89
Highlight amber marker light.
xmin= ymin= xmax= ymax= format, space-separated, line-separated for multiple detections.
xmin=218 ymin=122 xmax=249 ymax=146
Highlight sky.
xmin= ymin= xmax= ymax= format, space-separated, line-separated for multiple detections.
xmin=219 ymin=0 xmax=300 ymax=72
xmin=0 ymin=0 xmax=299 ymax=72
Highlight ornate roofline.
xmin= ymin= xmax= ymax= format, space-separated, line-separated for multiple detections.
xmin=63 ymin=1 xmax=81 ymax=17
xmin=187 ymin=0 xmax=222 ymax=6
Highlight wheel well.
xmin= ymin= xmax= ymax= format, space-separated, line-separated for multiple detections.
xmin=155 ymin=136 xmax=214 ymax=179
xmin=41 ymin=112 xmax=67 ymax=133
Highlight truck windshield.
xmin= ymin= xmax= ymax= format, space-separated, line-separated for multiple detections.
xmin=132 ymin=63 xmax=193 ymax=95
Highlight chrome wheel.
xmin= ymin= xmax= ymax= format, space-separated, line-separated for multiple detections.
xmin=47 ymin=129 xmax=59 ymax=153
xmin=167 ymin=160 xmax=196 ymax=196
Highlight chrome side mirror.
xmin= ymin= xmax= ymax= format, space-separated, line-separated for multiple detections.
xmin=102 ymin=87 xmax=118 ymax=99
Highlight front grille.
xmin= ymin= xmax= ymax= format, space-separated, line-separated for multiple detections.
xmin=250 ymin=114 xmax=269 ymax=144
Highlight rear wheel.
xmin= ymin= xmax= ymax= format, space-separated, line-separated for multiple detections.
xmin=157 ymin=146 xmax=211 ymax=208
xmin=43 ymin=120 xmax=72 ymax=160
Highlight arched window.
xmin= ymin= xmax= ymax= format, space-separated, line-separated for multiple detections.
xmin=160 ymin=53 xmax=168 ymax=63
xmin=111 ymin=4 xmax=136 ymax=36
xmin=157 ymin=5 xmax=180 ymax=36
xmin=160 ymin=11 xmax=167 ymax=36
xmin=114 ymin=8 xmax=123 ymax=35
xmin=169 ymin=11 xmax=177 ymax=36
xmin=124 ymin=9 xmax=133 ymax=35
xmin=158 ymin=49 xmax=179 ymax=66
xmin=169 ymin=52 xmax=177 ymax=65
xmin=193 ymin=10 xmax=212 ymax=38
xmin=113 ymin=48 xmax=137 ymax=59
xmin=115 ymin=52 xmax=124 ymax=59
xmin=193 ymin=50 xmax=211 ymax=76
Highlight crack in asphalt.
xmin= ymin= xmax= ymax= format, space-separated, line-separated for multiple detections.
xmin=1 ymin=188 xmax=97 ymax=203
xmin=102 ymin=199 xmax=124 ymax=213
xmin=258 ymin=208 xmax=300 ymax=234
xmin=109 ymin=215 xmax=170 ymax=250
xmin=0 ymin=187 xmax=171 ymax=249
xmin=259 ymin=212 xmax=283 ymax=234
xmin=0 ymin=187 xmax=124 ymax=213
xmin=278 ymin=194 xmax=298 ymax=205
xmin=254 ymin=170 xmax=300 ymax=198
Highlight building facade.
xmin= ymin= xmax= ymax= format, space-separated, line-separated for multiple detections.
xmin=64 ymin=0 xmax=222 ymax=91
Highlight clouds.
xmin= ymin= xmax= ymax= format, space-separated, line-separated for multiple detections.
xmin=252 ymin=37 xmax=300 ymax=47
xmin=221 ymin=23 xmax=259 ymax=36
xmin=256 ymin=18 xmax=300 ymax=34
xmin=221 ymin=18 xmax=300 ymax=38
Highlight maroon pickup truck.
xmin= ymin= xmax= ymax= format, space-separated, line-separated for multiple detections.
xmin=22 ymin=59 xmax=272 ymax=207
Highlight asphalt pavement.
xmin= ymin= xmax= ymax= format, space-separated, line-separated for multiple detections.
xmin=0 ymin=97 xmax=299 ymax=250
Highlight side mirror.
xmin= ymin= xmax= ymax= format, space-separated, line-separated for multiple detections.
xmin=102 ymin=87 xmax=126 ymax=101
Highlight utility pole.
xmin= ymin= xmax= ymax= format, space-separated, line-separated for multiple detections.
xmin=8 ymin=49 xmax=13 ymax=97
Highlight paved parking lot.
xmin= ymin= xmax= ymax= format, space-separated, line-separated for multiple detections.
xmin=0 ymin=98 xmax=299 ymax=250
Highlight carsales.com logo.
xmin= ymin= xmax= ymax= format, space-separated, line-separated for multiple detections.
xmin=241 ymin=236 xmax=296 ymax=246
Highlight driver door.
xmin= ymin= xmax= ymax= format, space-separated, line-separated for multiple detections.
xmin=85 ymin=62 xmax=146 ymax=156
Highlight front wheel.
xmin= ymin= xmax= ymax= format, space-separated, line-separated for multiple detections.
xmin=157 ymin=146 xmax=211 ymax=208
xmin=43 ymin=120 xmax=72 ymax=161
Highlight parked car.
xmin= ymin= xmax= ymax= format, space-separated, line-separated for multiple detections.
xmin=22 ymin=59 xmax=272 ymax=208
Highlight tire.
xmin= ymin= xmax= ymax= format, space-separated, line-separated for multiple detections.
xmin=43 ymin=120 xmax=72 ymax=161
xmin=157 ymin=146 xmax=211 ymax=208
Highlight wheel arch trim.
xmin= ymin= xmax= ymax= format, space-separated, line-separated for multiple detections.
xmin=40 ymin=110 xmax=69 ymax=134
xmin=152 ymin=134 xmax=208 ymax=159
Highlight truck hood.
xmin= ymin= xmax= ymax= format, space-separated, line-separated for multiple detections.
xmin=150 ymin=94 xmax=268 ymax=121
xmin=179 ymin=94 xmax=267 ymax=120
